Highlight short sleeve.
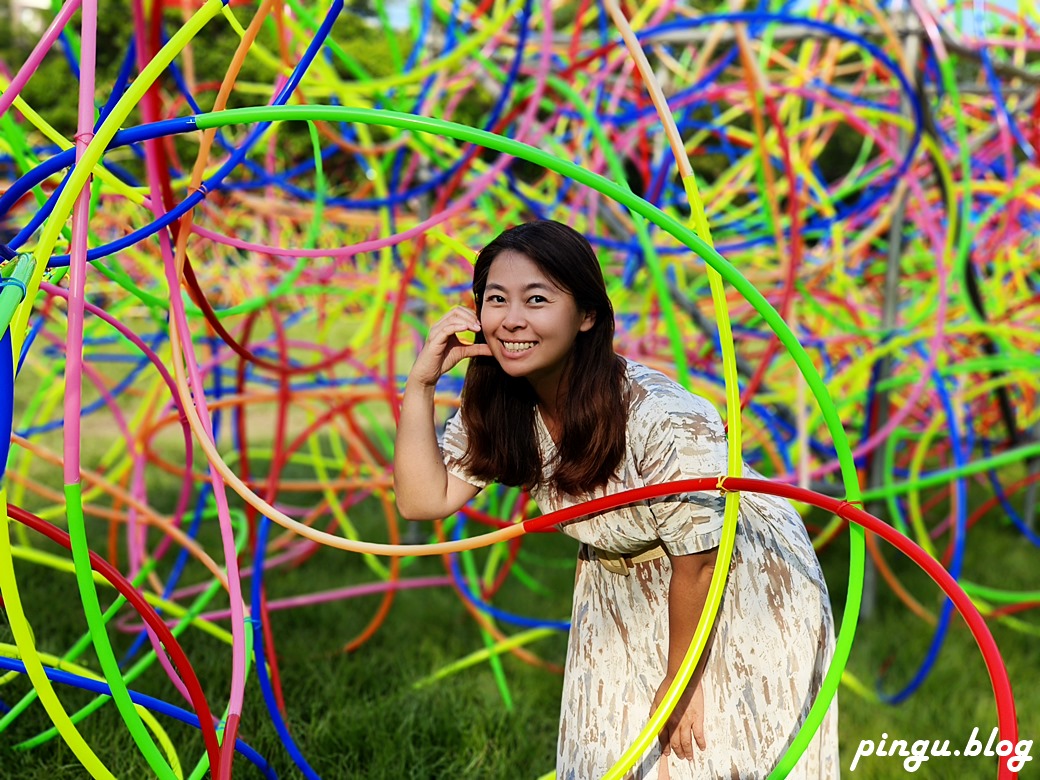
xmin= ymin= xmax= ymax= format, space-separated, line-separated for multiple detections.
xmin=637 ymin=392 xmax=728 ymax=556
xmin=441 ymin=409 xmax=490 ymax=491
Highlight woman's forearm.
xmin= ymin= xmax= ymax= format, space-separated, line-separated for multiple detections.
xmin=393 ymin=380 xmax=452 ymax=520
xmin=393 ymin=306 xmax=490 ymax=520
xmin=665 ymin=547 xmax=720 ymax=681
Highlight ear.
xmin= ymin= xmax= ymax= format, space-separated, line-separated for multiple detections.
xmin=579 ymin=309 xmax=596 ymax=332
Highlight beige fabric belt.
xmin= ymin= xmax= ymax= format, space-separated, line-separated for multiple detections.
xmin=589 ymin=541 xmax=667 ymax=575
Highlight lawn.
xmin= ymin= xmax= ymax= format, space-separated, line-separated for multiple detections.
xmin=1 ymin=485 xmax=1037 ymax=779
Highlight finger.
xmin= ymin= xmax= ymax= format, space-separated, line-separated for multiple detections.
xmin=461 ymin=344 xmax=493 ymax=359
xmin=447 ymin=307 xmax=478 ymax=328
xmin=433 ymin=307 xmax=478 ymax=327
xmin=430 ymin=320 xmax=480 ymax=347
xmin=432 ymin=312 xmax=477 ymax=333
xmin=442 ymin=344 xmax=492 ymax=372
xmin=678 ymin=725 xmax=693 ymax=760
xmin=693 ymin=720 xmax=706 ymax=751
xmin=445 ymin=319 xmax=482 ymax=339
xmin=446 ymin=308 xmax=480 ymax=329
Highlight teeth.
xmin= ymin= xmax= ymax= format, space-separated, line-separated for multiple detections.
xmin=502 ymin=341 xmax=536 ymax=352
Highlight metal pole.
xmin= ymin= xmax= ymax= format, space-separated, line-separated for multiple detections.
xmin=861 ymin=6 xmax=920 ymax=620
xmin=1024 ymin=425 xmax=1040 ymax=533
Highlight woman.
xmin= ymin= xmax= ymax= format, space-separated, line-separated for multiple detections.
xmin=394 ymin=220 xmax=839 ymax=779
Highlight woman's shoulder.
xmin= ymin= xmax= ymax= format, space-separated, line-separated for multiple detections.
xmin=622 ymin=359 xmax=717 ymax=417
xmin=620 ymin=359 xmax=727 ymax=462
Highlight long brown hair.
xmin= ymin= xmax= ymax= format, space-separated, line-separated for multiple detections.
xmin=459 ymin=221 xmax=628 ymax=495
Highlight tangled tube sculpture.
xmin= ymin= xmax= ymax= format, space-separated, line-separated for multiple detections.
xmin=0 ymin=0 xmax=1036 ymax=777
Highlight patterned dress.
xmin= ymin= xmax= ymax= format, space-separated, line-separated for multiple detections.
xmin=441 ymin=360 xmax=840 ymax=779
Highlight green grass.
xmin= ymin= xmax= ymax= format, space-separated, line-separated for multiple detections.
xmin=1 ymin=489 xmax=1038 ymax=779
xmin=0 ymin=505 xmax=573 ymax=779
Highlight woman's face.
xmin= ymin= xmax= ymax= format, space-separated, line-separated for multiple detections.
xmin=480 ymin=250 xmax=595 ymax=395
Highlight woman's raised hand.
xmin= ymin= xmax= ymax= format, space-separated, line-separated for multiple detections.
xmin=407 ymin=306 xmax=493 ymax=388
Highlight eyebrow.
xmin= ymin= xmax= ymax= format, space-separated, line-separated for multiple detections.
xmin=484 ymin=282 xmax=555 ymax=293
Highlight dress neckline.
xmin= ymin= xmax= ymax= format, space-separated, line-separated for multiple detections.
xmin=535 ymin=406 xmax=560 ymax=451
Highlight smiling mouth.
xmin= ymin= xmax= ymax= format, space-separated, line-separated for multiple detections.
xmin=501 ymin=341 xmax=537 ymax=353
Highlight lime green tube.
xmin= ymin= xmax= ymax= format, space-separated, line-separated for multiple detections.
xmin=0 ymin=254 xmax=36 ymax=337
xmin=0 ymin=490 xmax=118 ymax=779
xmin=64 ymin=484 xmax=177 ymax=779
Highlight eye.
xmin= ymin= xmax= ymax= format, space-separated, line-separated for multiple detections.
xmin=486 ymin=294 xmax=506 ymax=304
xmin=528 ymin=295 xmax=548 ymax=304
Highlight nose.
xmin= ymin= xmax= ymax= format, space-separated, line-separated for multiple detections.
xmin=502 ymin=301 xmax=526 ymax=330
